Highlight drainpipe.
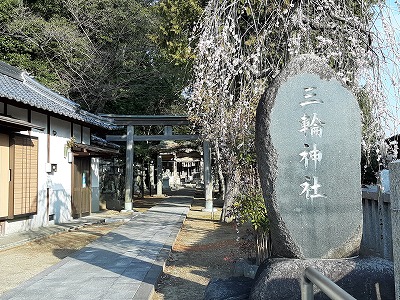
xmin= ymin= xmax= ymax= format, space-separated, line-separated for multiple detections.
xmin=46 ymin=115 xmax=50 ymax=224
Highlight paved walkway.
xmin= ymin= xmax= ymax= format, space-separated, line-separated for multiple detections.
xmin=0 ymin=190 xmax=194 ymax=300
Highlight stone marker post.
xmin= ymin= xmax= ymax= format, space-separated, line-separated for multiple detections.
xmin=389 ymin=160 xmax=400 ymax=299
xmin=255 ymin=54 xmax=362 ymax=258
xmin=149 ymin=161 xmax=155 ymax=189
xmin=203 ymin=140 xmax=215 ymax=212
xmin=156 ymin=154 xmax=163 ymax=196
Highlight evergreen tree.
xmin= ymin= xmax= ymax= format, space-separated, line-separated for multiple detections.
xmin=0 ymin=0 xmax=192 ymax=114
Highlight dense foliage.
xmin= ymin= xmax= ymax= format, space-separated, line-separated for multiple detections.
xmin=152 ymin=0 xmax=206 ymax=65
xmin=228 ymin=191 xmax=270 ymax=264
xmin=0 ymin=0 xmax=203 ymax=114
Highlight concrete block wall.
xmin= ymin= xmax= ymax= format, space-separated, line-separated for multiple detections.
xmin=361 ymin=188 xmax=392 ymax=260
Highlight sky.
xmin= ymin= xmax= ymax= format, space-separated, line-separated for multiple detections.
xmin=376 ymin=0 xmax=400 ymax=137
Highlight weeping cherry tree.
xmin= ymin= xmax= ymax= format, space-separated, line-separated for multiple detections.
xmin=188 ymin=0 xmax=400 ymax=261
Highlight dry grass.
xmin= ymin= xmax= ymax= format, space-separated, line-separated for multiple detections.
xmin=153 ymin=199 xmax=246 ymax=300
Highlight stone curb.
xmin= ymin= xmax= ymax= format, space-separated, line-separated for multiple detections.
xmin=136 ymin=207 xmax=190 ymax=300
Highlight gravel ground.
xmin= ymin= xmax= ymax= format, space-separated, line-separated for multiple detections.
xmin=153 ymin=200 xmax=245 ymax=300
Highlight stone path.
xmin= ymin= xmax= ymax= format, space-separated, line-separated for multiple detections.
xmin=0 ymin=190 xmax=193 ymax=300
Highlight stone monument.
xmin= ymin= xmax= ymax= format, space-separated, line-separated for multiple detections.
xmin=255 ymin=54 xmax=362 ymax=258
xmin=204 ymin=54 xmax=394 ymax=300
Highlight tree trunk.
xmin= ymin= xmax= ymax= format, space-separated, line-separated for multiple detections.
xmin=214 ymin=142 xmax=227 ymax=220
xmin=221 ymin=166 xmax=240 ymax=222
xmin=255 ymin=230 xmax=272 ymax=265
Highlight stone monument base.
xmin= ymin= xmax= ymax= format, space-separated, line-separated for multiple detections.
xmin=204 ymin=277 xmax=254 ymax=300
xmin=250 ymin=257 xmax=394 ymax=300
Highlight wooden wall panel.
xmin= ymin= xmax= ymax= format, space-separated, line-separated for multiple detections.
xmin=9 ymin=135 xmax=38 ymax=217
xmin=0 ymin=134 xmax=9 ymax=218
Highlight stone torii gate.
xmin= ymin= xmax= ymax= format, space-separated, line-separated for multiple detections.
xmin=103 ymin=115 xmax=213 ymax=211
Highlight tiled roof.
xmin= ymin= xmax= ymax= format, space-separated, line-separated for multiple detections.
xmin=91 ymin=134 xmax=120 ymax=150
xmin=0 ymin=61 xmax=120 ymax=130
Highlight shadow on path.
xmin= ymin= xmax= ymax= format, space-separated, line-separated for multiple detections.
xmin=0 ymin=189 xmax=195 ymax=300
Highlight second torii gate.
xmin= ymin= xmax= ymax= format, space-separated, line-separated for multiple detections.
xmin=103 ymin=115 xmax=214 ymax=212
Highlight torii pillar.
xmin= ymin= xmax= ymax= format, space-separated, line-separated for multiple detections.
xmin=124 ymin=125 xmax=134 ymax=211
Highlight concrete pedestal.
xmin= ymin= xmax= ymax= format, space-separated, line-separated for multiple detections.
xmin=202 ymin=200 xmax=217 ymax=212
xmin=123 ymin=201 xmax=133 ymax=211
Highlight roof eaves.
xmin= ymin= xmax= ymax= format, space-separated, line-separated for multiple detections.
xmin=22 ymin=73 xmax=82 ymax=115
xmin=80 ymin=110 xmax=123 ymax=130
xmin=91 ymin=134 xmax=120 ymax=149
xmin=0 ymin=61 xmax=121 ymax=131
xmin=0 ymin=62 xmax=24 ymax=81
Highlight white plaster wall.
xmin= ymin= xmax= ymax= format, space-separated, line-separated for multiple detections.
xmin=49 ymin=117 xmax=72 ymax=223
xmin=30 ymin=112 xmax=48 ymax=228
xmin=82 ymin=127 xmax=90 ymax=144
xmin=5 ymin=218 xmax=34 ymax=234
xmin=91 ymin=158 xmax=100 ymax=212
xmin=7 ymin=105 xmax=30 ymax=136
xmin=73 ymin=123 xmax=82 ymax=143
xmin=7 ymin=105 xmax=27 ymax=121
